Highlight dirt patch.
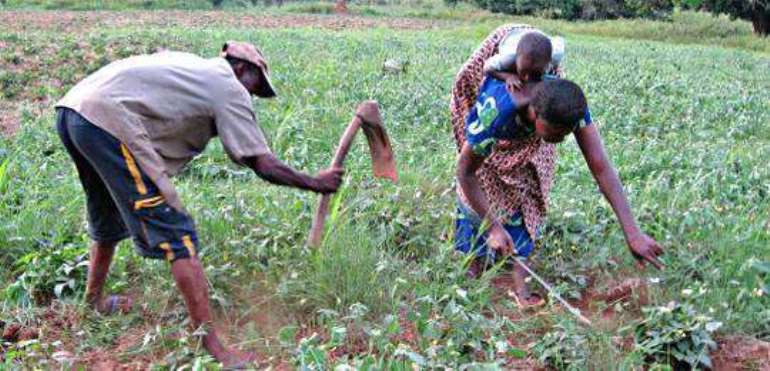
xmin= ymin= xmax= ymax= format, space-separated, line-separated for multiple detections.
xmin=593 ymin=278 xmax=649 ymax=306
xmin=489 ymin=265 xmax=651 ymax=327
xmin=582 ymin=278 xmax=650 ymax=322
xmin=0 ymin=11 xmax=452 ymax=34
xmin=77 ymin=319 xmax=159 ymax=368
xmin=0 ymin=105 xmax=20 ymax=137
xmin=490 ymin=273 xmax=532 ymax=322
xmin=2 ymin=321 xmax=39 ymax=343
xmin=712 ymin=336 xmax=770 ymax=371
xmin=210 ymin=276 xmax=297 ymax=369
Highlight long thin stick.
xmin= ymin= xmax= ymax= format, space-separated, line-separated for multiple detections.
xmin=512 ymin=257 xmax=593 ymax=326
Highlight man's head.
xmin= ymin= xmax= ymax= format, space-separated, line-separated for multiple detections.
xmin=221 ymin=41 xmax=277 ymax=98
xmin=515 ymin=32 xmax=552 ymax=82
xmin=528 ymin=79 xmax=588 ymax=143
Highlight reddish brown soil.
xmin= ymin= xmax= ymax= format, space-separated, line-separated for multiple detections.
xmin=77 ymin=323 xmax=158 ymax=369
xmin=0 ymin=110 xmax=19 ymax=137
xmin=335 ymin=0 xmax=349 ymax=15
xmin=2 ymin=323 xmax=23 ymax=342
xmin=1 ymin=322 xmax=39 ymax=343
xmin=0 ymin=11 xmax=451 ymax=34
xmin=712 ymin=336 xmax=770 ymax=371
xmin=393 ymin=308 xmax=418 ymax=345
xmin=581 ymin=277 xmax=650 ymax=322
xmin=489 ymin=269 xmax=642 ymax=322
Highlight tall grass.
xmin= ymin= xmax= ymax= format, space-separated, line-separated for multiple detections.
xmin=277 ymin=223 xmax=404 ymax=318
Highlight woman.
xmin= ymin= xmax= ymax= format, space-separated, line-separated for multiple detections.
xmin=450 ymin=25 xmax=665 ymax=307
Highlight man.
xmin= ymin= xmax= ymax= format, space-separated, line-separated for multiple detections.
xmin=451 ymin=28 xmax=664 ymax=307
xmin=55 ymin=41 xmax=344 ymax=366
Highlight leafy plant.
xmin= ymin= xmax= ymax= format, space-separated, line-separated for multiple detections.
xmin=0 ymin=157 xmax=10 ymax=195
xmin=294 ymin=333 xmax=330 ymax=370
xmin=3 ymin=244 xmax=89 ymax=306
xmin=632 ymin=301 xmax=721 ymax=369
xmin=532 ymin=319 xmax=590 ymax=370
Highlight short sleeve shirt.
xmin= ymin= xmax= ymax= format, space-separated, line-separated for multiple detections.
xmin=486 ymin=28 xmax=565 ymax=74
xmin=56 ymin=52 xmax=271 ymax=210
xmin=465 ymin=78 xmax=592 ymax=157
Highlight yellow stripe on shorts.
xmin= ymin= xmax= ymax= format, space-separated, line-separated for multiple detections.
xmin=134 ymin=195 xmax=165 ymax=211
xmin=182 ymin=235 xmax=197 ymax=257
xmin=120 ymin=144 xmax=147 ymax=195
xmin=159 ymin=242 xmax=174 ymax=262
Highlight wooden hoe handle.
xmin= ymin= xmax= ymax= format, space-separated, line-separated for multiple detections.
xmin=307 ymin=115 xmax=363 ymax=247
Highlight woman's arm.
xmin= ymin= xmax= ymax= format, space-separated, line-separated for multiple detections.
xmin=575 ymin=125 xmax=665 ymax=269
xmin=457 ymin=143 xmax=516 ymax=255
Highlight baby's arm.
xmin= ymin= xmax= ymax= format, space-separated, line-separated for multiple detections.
xmin=483 ymin=60 xmax=522 ymax=92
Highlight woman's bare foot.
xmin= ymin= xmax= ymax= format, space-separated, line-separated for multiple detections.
xmin=93 ymin=295 xmax=133 ymax=315
xmin=511 ymin=261 xmax=545 ymax=308
xmin=466 ymin=258 xmax=487 ymax=279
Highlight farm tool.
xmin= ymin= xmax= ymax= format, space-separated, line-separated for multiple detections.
xmin=307 ymin=100 xmax=398 ymax=247
xmin=512 ymin=257 xmax=593 ymax=326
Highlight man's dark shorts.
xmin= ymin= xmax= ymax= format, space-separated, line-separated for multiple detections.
xmin=56 ymin=107 xmax=198 ymax=262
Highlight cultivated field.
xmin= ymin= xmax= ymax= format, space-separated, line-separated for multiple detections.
xmin=0 ymin=5 xmax=769 ymax=369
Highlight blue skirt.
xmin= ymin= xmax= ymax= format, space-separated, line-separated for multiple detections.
xmin=454 ymin=200 xmax=535 ymax=261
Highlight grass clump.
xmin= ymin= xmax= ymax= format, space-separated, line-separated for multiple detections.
xmin=277 ymin=223 xmax=403 ymax=319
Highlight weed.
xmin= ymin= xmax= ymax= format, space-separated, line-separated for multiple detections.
xmin=3 ymin=244 xmax=89 ymax=307
xmin=532 ymin=319 xmax=590 ymax=370
xmin=631 ymin=300 xmax=721 ymax=369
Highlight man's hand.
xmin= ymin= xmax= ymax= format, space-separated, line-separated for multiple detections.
xmin=314 ymin=167 xmax=344 ymax=194
xmin=628 ymin=233 xmax=665 ymax=270
xmin=487 ymin=223 xmax=516 ymax=256
xmin=505 ymin=74 xmax=523 ymax=92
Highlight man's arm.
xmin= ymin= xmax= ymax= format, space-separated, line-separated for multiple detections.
xmin=457 ymin=143 xmax=515 ymax=255
xmin=574 ymin=125 xmax=665 ymax=269
xmin=245 ymin=154 xmax=343 ymax=194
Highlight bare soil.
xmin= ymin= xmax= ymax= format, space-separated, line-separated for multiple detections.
xmin=0 ymin=11 xmax=451 ymax=34
xmin=712 ymin=336 xmax=770 ymax=371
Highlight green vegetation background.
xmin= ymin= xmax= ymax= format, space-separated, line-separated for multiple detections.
xmin=0 ymin=0 xmax=768 ymax=368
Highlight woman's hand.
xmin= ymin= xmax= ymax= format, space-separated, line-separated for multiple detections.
xmin=487 ymin=223 xmax=516 ymax=256
xmin=627 ymin=233 xmax=665 ymax=270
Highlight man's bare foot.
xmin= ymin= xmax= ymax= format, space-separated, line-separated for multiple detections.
xmin=203 ymin=330 xmax=256 ymax=368
xmin=511 ymin=261 xmax=545 ymax=308
xmin=92 ymin=295 xmax=133 ymax=315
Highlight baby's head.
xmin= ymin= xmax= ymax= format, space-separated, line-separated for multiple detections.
xmin=528 ymin=79 xmax=588 ymax=143
xmin=515 ymin=32 xmax=552 ymax=82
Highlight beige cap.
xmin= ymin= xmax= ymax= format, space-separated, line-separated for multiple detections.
xmin=221 ymin=41 xmax=277 ymax=98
